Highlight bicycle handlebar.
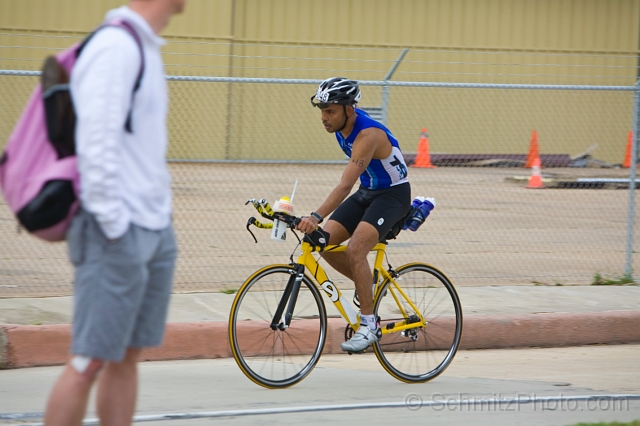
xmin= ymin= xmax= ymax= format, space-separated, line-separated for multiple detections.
xmin=245 ymin=198 xmax=302 ymax=243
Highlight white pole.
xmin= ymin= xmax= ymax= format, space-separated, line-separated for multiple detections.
xmin=290 ymin=180 xmax=299 ymax=203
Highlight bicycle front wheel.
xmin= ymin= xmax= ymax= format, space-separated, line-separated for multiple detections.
xmin=229 ymin=265 xmax=327 ymax=388
xmin=373 ymin=262 xmax=462 ymax=383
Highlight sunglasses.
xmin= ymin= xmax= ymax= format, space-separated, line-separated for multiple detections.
xmin=310 ymin=95 xmax=331 ymax=109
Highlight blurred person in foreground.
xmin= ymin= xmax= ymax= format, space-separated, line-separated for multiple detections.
xmin=44 ymin=1 xmax=186 ymax=425
xmin=296 ymin=77 xmax=411 ymax=353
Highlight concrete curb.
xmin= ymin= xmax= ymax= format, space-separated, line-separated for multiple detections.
xmin=2 ymin=311 xmax=640 ymax=369
xmin=0 ymin=326 xmax=8 ymax=369
xmin=458 ymin=311 xmax=640 ymax=349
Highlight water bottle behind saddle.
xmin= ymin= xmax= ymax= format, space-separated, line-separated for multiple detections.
xmin=404 ymin=196 xmax=436 ymax=232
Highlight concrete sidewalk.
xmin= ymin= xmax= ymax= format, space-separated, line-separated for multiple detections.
xmin=1 ymin=285 xmax=640 ymax=369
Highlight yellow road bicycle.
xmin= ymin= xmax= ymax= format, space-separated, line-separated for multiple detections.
xmin=228 ymin=198 xmax=463 ymax=388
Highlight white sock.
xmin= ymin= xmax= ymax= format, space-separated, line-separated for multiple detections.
xmin=362 ymin=314 xmax=377 ymax=331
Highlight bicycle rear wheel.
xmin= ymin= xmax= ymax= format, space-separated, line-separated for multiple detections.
xmin=229 ymin=265 xmax=327 ymax=388
xmin=373 ymin=262 xmax=462 ymax=383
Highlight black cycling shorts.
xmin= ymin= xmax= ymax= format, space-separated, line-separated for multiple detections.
xmin=329 ymin=183 xmax=411 ymax=241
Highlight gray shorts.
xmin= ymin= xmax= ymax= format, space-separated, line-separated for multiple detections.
xmin=67 ymin=209 xmax=177 ymax=361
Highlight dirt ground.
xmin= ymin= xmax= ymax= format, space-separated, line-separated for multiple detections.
xmin=1 ymin=164 xmax=638 ymax=297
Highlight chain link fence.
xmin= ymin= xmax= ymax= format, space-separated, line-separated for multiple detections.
xmin=1 ymin=36 xmax=638 ymax=297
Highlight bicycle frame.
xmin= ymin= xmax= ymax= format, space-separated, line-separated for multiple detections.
xmin=244 ymin=197 xmax=427 ymax=337
xmin=274 ymin=240 xmax=426 ymax=337
xmin=235 ymin=199 xmax=462 ymax=387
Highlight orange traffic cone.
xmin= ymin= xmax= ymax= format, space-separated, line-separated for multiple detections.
xmin=526 ymin=157 xmax=543 ymax=189
xmin=413 ymin=128 xmax=436 ymax=168
xmin=622 ymin=131 xmax=633 ymax=168
xmin=524 ymin=130 xmax=539 ymax=168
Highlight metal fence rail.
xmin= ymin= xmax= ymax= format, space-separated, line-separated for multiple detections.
xmin=1 ymin=67 xmax=638 ymax=297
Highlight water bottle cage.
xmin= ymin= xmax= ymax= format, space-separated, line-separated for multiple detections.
xmin=403 ymin=206 xmax=426 ymax=232
xmin=273 ymin=212 xmax=300 ymax=227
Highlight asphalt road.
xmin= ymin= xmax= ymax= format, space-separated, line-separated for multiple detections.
xmin=1 ymin=345 xmax=639 ymax=426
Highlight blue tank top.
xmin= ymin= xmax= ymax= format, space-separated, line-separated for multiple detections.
xmin=336 ymin=109 xmax=409 ymax=190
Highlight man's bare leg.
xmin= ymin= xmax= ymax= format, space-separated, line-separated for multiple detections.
xmin=318 ymin=219 xmax=353 ymax=279
xmin=44 ymin=358 xmax=104 ymax=426
xmin=344 ymin=222 xmax=380 ymax=316
xmin=321 ymin=220 xmax=380 ymax=313
xmin=338 ymin=222 xmax=382 ymax=352
xmin=96 ymin=348 xmax=141 ymax=426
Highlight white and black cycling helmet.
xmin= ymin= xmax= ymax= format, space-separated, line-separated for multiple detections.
xmin=310 ymin=77 xmax=361 ymax=108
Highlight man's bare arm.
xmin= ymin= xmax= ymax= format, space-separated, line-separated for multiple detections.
xmin=296 ymin=128 xmax=380 ymax=233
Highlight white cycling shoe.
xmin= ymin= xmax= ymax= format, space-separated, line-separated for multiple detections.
xmin=341 ymin=325 xmax=381 ymax=352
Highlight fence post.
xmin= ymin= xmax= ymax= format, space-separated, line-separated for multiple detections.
xmin=625 ymin=79 xmax=640 ymax=279
xmin=380 ymin=48 xmax=408 ymax=126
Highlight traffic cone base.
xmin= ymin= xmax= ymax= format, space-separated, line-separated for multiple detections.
xmin=413 ymin=128 xmax=436 ymax=168
xmin=526 ymin=157 xmax=543 ymax=189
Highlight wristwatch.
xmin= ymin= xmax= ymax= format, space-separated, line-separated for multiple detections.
xmin=310 ymin=211 xmax=323 ymax=223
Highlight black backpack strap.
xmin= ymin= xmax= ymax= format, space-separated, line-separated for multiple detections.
xmin=76 ymin=19 xmax=145 ymax=133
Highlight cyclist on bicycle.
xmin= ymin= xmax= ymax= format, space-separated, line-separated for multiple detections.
xmin=296 ymin=77 xmax=411 ymax=352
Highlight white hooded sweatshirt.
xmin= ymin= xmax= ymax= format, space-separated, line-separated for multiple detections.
xmin=71 ymin=6 xmax=172 ymax=239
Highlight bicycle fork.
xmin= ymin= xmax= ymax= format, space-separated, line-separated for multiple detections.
xmin=271 ymin=264 xmax=305 ymax=330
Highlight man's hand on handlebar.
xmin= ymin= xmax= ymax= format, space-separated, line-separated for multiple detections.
xmin=296 ymin=216 xmax=320 ymax=234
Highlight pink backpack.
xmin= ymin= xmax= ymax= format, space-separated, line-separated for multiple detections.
xmin=0 ymin=19 xmax=143 ymax=242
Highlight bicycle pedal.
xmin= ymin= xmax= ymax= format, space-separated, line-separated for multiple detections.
xmin=347 ymin=349 xmax=366 ymax=355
